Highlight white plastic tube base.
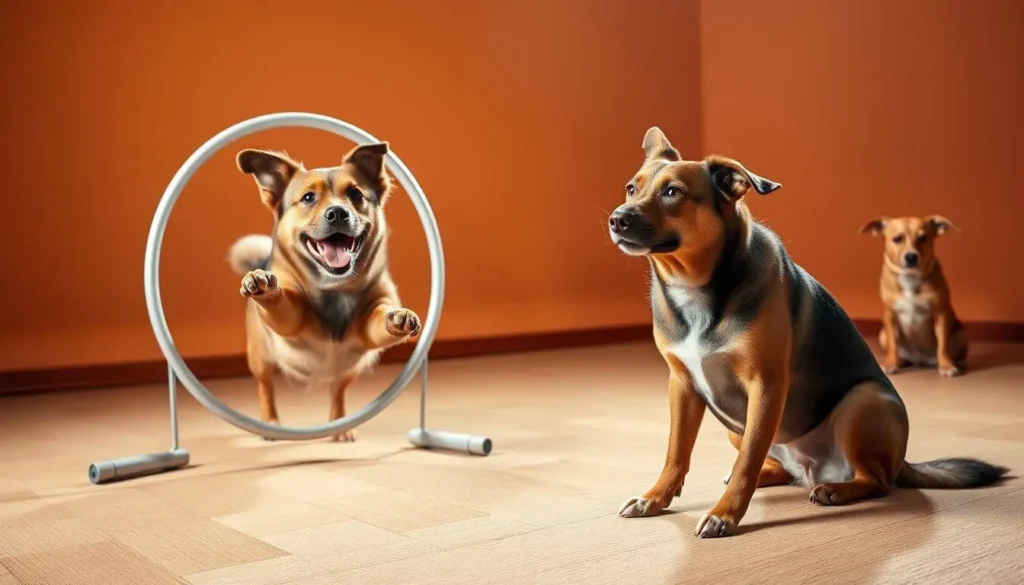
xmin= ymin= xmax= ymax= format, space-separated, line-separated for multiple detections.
xmin=408 ymin=429 xmax=492 ymax=456
xmin=89 ymin=449 xmax=190 ymax=484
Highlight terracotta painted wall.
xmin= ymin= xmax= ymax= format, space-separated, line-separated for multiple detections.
xmin=0 ymin=1 xmax=702 ymax=370
xmin=699 ymin=0 xmax=1024 ymax=323
xmin=3 ymin=1 xmax=1021 ymax=373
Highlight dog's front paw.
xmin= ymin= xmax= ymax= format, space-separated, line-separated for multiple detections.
xmin=385 ymin=308 xmax=421 ymax=338
xmin=881 ymin=359 xmax=900 ymax=375
xmin=809 ymin=484 xmax=839 ymax=506
xmin=618 ymin=496 xmax=665 ymax=518
xmin=240 ymin=269 xmax=279 ymax=299
xmin=938 ymin=363 xmax=963 ymax=377
xmin=695 ymin=513 xmax=736 ymax=538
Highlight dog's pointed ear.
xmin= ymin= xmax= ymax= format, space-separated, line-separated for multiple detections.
xmin=236 ymin=149 xmax=303 ymax=211
xmin=642 ymin=127 xmax=681 ymax=162
xmin=705 ymin=155 xmax=781 ymax=202
xmin=926 ymin=215 xmax=960 ymax=236
xmin=344 ymin=142 xmax=389 ymax=180
xmin=860 ymin=217 xmax=889 ymax=237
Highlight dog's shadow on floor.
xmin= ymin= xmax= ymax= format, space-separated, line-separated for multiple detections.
xmin=664 ymin=488 xmax=937 ymax=584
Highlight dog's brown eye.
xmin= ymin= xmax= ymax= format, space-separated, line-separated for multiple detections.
xmin=625 ymin=184 xmax=635 ymax=196
xmin=346 ymin=186 xmax=364 ymax=203
xmin=301 ymin=192 xmax=316 ymax=204
xmin=663 ymin=186 xmax=680 ymax=198
xmin=892 ymin=234 xmax=905 ymax=244
xmin=916 ymin=234 xmax=928 ymax=244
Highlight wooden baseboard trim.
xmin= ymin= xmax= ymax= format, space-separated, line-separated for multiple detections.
xmin=851 ymin=319 xmax=1024 ymax=343
xmin=0 ymin=324 xmax=652 ymax=396
xmin=2 ymin=319 xmax=1020 ymax=396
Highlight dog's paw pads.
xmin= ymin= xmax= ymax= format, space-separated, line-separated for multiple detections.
xmin=695 ymin=513 xmax=735 ymax=538
xmin=240 ymin=269 xmax=278 ymax=298
xmin=385 ymin=309 xmax=421 ymax=337
xmin=618 ymin=496 xmax=663 ymax=518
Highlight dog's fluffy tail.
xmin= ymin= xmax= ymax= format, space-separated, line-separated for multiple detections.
xmin=895 ymin=457 xmax=1008 ymax=489
xmin=227 ymin=234 xmax=273 ymax=275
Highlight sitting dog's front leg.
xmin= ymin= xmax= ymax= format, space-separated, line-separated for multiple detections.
xmin=359 ymin=303 xmax=421 ymax=350
xmin=697 ymin=370 xmax=789 ymax=538
xmin=880 ymin=307 xmax=902 ymax=374
xmin=240 ymin=269 xmax=306 ymax=336
xmin=619 ymin=371 xmax=705 ymax=518
xmin=934 ymin=311 xmax=963 ymax=377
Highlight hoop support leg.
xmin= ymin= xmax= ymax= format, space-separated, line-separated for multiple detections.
xmin=88 ymin=363 xmax=191 ymax=484
xmin=407 ymin=358 xmax=492 ymax=456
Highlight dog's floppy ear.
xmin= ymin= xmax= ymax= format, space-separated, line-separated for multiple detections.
xmin=642 ymin=127 xmax=681 ymax=162
xmin=860 ymin=217 xmax=889 ymax=236
xmin=926 ymin=215 xmax=960 ymax=236
xmin=705 ymin=155 xmax=781 ymax=202
xmin=236 ymin=149 xmax=303 ymax=211
xmin=344 ymin=142 xmax=389 ymax=180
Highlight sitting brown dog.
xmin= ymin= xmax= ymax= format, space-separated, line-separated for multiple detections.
xmin=860 ymin=216 xmax=967 ymax=377
xmin=608 ymin=127 xmax=1004 ymax=538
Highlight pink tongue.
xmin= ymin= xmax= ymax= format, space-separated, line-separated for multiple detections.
xmin=320 ymin=241 xmax=351 ymax=269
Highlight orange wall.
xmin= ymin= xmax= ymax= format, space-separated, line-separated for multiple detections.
xmin=2 ymin=1 xmax=1021 ymax=373
xmin=0 ymin=1 xmax=702 ymax=370
xmin=699 ymin=0 xmax=1024 ymax=323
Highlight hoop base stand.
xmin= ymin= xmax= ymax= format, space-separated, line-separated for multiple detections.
xmin=89 ymin=358 xmax=490 ymax=484
xmin=89 ymin=364 xmax=190 ymax=484
xmin=408 ymin=359 xmax=492 ymax=456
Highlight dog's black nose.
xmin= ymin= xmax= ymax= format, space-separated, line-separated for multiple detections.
xmin=324 ymin=206 xmax=350 ymax=226
xmin=609 ymin=210 xmax=637 ymax=234
xmin=904 ymin=251 xmax=919 ymax=267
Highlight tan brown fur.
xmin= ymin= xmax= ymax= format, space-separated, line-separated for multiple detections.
xmin=860 ymin=216 xmax=967 ymax=376
xmin=231 ymin=142 xmax=419 ymax=441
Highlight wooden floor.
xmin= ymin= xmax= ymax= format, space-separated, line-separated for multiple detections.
xmin=1 ymin=341 xmax=1022 ymax=585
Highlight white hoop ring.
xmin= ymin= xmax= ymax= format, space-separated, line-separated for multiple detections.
xmin=145 ymin=112 xmax=444 ymax=440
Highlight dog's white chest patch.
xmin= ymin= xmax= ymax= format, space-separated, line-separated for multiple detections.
xmin=893 ymin=273 xmax=930 ymax=330
xmin=267 ymin=333 xmax=379 ymax=386
xmin=665 ymin=287 xmax=743 ymax=429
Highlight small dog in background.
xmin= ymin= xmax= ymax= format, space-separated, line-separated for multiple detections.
xmin=227 ymin=142 xmax=421 ymax=441
xmin=860 ymin=216 xmax=967 ymax=377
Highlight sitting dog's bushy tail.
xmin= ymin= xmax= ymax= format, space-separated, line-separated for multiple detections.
xmin=895 ymin=458 xmax=1008 ymax=489
xmin=227 ymin=234 xmax=273 ymax=275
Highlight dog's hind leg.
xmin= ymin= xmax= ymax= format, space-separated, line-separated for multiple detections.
xmin=809 ymin=382 xmax=908 ymax=506
xmin=329 ymin=376 xmax=356 ymax=442
xmin=723 ymin=431 xmax=794 ymax=487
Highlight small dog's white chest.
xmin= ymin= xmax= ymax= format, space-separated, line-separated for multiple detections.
xmin=893 ymin=274 xmax=930 ymax=330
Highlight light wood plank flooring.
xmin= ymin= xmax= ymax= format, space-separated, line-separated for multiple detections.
xmin=1 ymin=341 xmax=1022 ymax=584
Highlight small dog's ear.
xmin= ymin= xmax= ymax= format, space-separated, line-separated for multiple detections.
xmin=344 ymin=142 xmax=389 ymax=180
xmin=642 ymin=127 xmax=681 ymax=162
xmin=236 ymin=149 xmax=302 ymax=211
xmin=926 ymin=215 xmax=960 ymax=236
xmin=860 ymin=217 xmax=889 ymax=236
xmin=705 ymin=155 xmax=781 ymax=202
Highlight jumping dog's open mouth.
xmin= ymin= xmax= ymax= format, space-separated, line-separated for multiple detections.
xmin=302 ymin=232 xmax=364 ymax=273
